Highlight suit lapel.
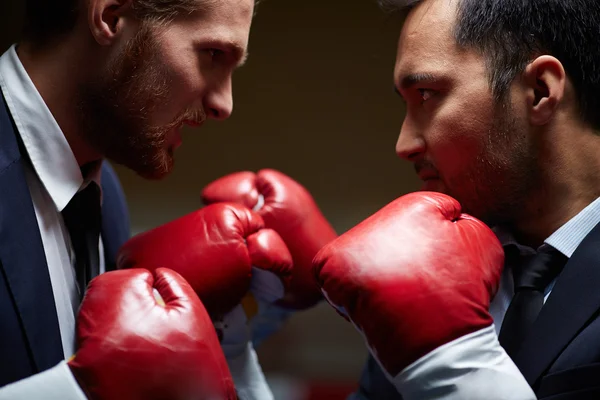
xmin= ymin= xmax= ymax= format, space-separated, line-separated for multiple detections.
xmin=513 ymin=221 xmax=600 ymax=388
xmin=0 ymin=93 xmax=63 ymax=371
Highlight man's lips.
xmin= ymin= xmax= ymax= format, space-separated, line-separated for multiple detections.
xmin=417 ymin=169 xmax=440 ymax=181
xmin=416 ymin=168 xmax=444 ymax=192
xmin=166 ymin=118 xmax=205 ymax=150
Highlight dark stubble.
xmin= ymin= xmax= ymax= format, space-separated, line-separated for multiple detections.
xmin=77 ymin=23 xmax=190 ymax=179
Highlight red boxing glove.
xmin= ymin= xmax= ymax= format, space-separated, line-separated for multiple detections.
xmin=313 ymin=192 xmax=504 ymax=377
xmin=202 ymin=169 xmax=337 ymax=309
xmin=68 ymin=268 xmax=237 ymax=400
xmin=116 ymin=203 xmax=293 ymax=318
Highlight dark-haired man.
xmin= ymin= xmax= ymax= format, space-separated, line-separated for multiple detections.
xmin=348 ymin=0 xmax=600 ymax=398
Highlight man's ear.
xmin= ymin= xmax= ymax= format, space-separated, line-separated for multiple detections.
xmin=522 ymin=55 xmax=566 ymax=126
xmin=88 ymin=0 xmax=135 ymax=46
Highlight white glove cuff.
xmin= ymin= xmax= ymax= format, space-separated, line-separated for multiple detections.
xmin=0 ymin=361 xmax=86 ymax=400
xmin=219 ymin=304 xmax=252 ymax=359
xmin=227 ymin=342 xmax=274 ymax=400
xmin=384 ymin=325 xmax=536 ymax=400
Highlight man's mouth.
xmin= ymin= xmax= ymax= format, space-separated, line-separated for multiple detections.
xmin=418 ymin=171 xmax=439 ymax=181
xmin=414 ymin=161 xmax=439 ymax=181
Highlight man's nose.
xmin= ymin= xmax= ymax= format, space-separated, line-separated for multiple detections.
xmin=204 ymin=77 xmax=233 ymax=121
xmin=395 ymin=119 xmax=426 ymax=161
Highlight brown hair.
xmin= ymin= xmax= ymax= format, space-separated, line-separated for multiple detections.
xmin=22 ymin=0 xmax=218 ymax=45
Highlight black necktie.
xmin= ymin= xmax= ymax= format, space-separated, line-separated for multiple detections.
xmin=61 ymin=182 xmax=102 ymax=301
xmin=499 ymin=245 xmax=568 ymax=358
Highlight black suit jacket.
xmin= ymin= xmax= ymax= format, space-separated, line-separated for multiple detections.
xmin=0 ymin=92 xmax=131 ymax=387
xmin=355 ymin=221 xmax=600 ymax=399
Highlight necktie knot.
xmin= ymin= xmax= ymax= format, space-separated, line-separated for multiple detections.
xmin=513 ymin=246 xmax=568 ymax=292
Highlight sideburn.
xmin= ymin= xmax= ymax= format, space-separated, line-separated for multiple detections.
xmin=479 ymin=100 xmax=541 ymax=226
xmin=77 ymin=22 xmax=175 ymax=179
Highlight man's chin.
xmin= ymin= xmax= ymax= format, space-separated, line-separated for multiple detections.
xmin=419 ymin=179 xmax=445 ymax=193
xmin=136 ymin=167 xmax=172 ymax=180
xmin=112 ymin=153 xmax=174 ymax=180
xmin=140 ymin=159 xmax=174 ymax=180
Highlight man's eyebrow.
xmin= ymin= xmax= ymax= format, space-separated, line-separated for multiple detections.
xmin=239 ymin=52 xmax=249 ymax=67
xmin=398 ymin=73 xmax=438 ymax=90
xmin=233 ymin=45 xmax=249 ymax=67
xmin=205 ymin=39 xmax=249 ymax=67
xmin=222 ymin=41 xmax=249 ymax=67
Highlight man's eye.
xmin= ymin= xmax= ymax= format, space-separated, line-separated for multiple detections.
xmin=417 ymin=88 xmax=434 ymax=102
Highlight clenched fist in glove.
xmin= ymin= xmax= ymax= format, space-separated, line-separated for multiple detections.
xmin=116 ymin=203 xmax=293 ymax=319
xmin=202 ymin=169 xmax=337 ymax=310
xmin=314 ymin=192 xmax=535 ymax=400
xmin=68 ymin=268 xmax=237 ymax=400
xmin=116 ymin=203 xmax=294 ymax=400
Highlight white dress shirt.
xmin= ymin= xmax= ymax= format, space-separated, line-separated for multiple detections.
xmin=390 ymin=196 xmax=600 ymax=400
xmin=0 ymin=44 xmax=103 ymax=399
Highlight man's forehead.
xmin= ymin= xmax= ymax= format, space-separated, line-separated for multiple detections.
xmin=394 ymin=0 xmax=458 ymax=76
xmin=405 ymin=0 xmax=458 ymax=25
xmin=208 ymin=0 xmax=255 ymax=21
xmin=193 ymin=0 xmax=254 ymax=50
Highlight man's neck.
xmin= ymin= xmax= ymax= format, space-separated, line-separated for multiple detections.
xmin=507 ymin=128 xmax=600 ymax=248
xmin=16 ymin=40 xmax=102 ymax=167
xmin=508 ymin=196 xmax=595 ymax=248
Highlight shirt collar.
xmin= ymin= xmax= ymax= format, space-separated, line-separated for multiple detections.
xmin=0 ymin=44 xmax=102 ymax=211
xmin=494 ymin=196 xmax=600 ymax=258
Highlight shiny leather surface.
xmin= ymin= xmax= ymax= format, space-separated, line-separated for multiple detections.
xmin=313 ymin=192 xmax=504 ymax=375
xmin=202 ymin=169 xmax=337 ymax=309
xmin=69 ymin=268 xmax=237 ymax=400
xmin=117 ymin=203 xmax=292 ymax=317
